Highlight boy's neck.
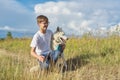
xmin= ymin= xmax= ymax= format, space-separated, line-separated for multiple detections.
xmin=40 ymin=29 xmax=46 ymax=34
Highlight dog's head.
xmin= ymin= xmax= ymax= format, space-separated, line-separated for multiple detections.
xmin=53 ymin=27 xmax=68 ymax=44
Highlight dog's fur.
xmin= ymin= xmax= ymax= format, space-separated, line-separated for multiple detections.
xmin=51 ymin=27 xmax=68 ymax=69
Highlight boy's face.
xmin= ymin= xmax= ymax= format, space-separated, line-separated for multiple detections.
xmin=38 ymin=21 xmax=49 ymax=31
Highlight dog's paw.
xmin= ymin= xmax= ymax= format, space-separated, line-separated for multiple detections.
xmin=30 ymin=65 xmax=39 ymax=72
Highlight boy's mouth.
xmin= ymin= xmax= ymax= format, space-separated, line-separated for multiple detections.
xmin=43 ymin=26 xmax=47 ymax=29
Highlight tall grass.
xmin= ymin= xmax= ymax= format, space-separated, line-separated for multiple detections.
xmin=0 ymin=36 xmax=120 ymax=80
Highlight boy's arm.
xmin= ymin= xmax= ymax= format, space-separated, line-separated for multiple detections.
xmin=31 ymin=47 xmax=45 ymax=62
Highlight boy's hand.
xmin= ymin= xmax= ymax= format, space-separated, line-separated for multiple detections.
xmin=38 ymin=55 xmax=45 ymax=62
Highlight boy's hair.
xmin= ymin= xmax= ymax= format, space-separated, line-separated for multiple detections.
xmin=37 ymin=15 xmax=49 ymax=24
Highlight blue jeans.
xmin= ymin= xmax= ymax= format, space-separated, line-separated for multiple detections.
xmin=38 ymin=50 xmax=61 ymax=69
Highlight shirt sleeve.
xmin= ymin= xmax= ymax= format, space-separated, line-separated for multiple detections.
xmin=30 ymin=34 xmax=38 ymax=48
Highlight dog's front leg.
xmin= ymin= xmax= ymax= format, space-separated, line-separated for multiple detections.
xmin=61 ymin=53 xmax=67 ymax=69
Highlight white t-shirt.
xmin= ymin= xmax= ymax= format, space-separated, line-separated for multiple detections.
xmin=30 ymin=29 xmax=53 ymax=56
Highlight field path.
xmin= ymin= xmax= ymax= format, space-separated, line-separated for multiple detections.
xmin=0 ymin=48 xmax=34 ymax=63
xmin=0 ymin=48 xmax=18 ymax=57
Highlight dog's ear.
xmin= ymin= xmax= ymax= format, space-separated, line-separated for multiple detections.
xmin=56 ymin=26 xmax=60 ymax=32
xmin=60 ymin=27 xmax=62 ymax=31
xmin=56 ymin=26 xmax=63 ymax=31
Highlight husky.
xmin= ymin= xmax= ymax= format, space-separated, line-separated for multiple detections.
xmin=30 ymin=27 xmax=68 ymax=72
xmin=51 ymin=27 xmax=68 ymax=71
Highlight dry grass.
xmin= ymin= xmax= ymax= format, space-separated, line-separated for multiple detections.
xmin=0 ymin=36 xmax=120 ymax=80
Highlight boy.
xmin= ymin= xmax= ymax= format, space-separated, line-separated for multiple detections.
xmin=30 ymin=15 xmax=63 ymax=70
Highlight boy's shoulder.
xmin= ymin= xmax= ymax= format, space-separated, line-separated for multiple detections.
xmin=47 ymin=29 xmax=53 ymax=34
xmin=33 ymin=31 xmax=40 ymax=38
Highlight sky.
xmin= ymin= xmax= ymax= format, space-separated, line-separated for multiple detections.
xmin=0 ymin=0 xmax=120 ymax=36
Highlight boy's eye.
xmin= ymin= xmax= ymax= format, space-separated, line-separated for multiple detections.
xmin=41 ymin=22 xmax=49 ymax=25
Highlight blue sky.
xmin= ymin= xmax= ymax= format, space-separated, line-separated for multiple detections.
xmin=0 ymin=0 xmax=120 ymax=36
xmin=16 ymin=0 xmax=59 ymax=10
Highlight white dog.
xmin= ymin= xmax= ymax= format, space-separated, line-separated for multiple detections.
xmin=51 ymin=27 xmax=68 ymax=71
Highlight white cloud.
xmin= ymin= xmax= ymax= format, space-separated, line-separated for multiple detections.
xmin=34 ymin=0 xmax=120 ymax=35
xmin=0 ymin=0 xmax=120 ymax=37
xmin=0 ymin=26 xmax=13 ymax=31
xmin=34 ymin=1 xmax=80 ymax=15
xmin=80 ymin=20 xmax=93 ymax=28
xmin=0 ymin=26 xmax=31 ymax=32
xmin=0 ymin=0 xmax=36 ymax=31
xmin=109 ymin=23 xmax=120 ymax=32
xmin=34 ymin=1 xmax=84 ymax=35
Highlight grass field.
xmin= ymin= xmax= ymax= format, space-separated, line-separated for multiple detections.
xmin=0 ymin=36 xmax=120 ymax=80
